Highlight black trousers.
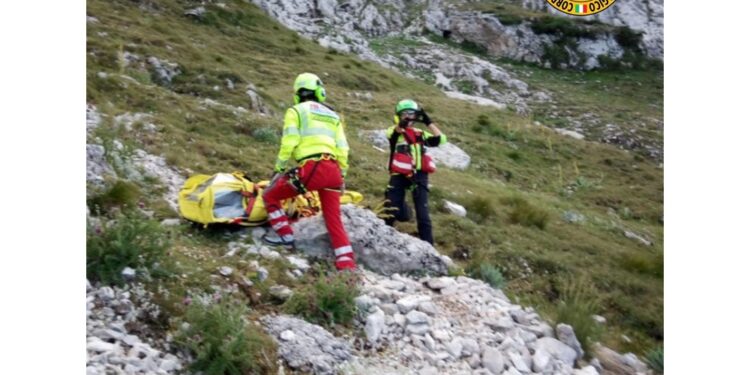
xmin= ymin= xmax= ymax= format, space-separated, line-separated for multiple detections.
xmin=384 ymin=172 xmax=433 ymax=245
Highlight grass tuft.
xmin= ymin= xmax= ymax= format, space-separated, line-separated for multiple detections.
xmin=86 ymin=209 xmax=170 ymax=285
xmin=283 ymin=270 xmax=360 ymax=327
xmin=645 ymin=346 xmax=664 ymax=374
xmin=555 ymin=277 xmax=603 ymax=354
xmin=505 ymin=197 xmax=549 ymax=230
xmin=472 ymin=263 xmax=505 ymax=289
xmin=464 ymin=196 xmax=497 ymax=224
xmin=175 ymin=300 xmax=277 ymax=375
xmin=88 ymin=180 xmax=141 ymax=210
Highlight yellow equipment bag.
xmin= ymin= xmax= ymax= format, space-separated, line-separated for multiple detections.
xmin=178 ymin=172 xmax=362 ymax=227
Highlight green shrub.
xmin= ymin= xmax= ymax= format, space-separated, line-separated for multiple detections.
xmin=86 ymin=209 xmax=170 ymax=285
xmin=494 ymin=13 xmax=523 ymax=26
xmin=88 ymin=180 xmax=141 ymax=210
xmin=251 ymin=127 xmax=279 ymax=144
xmin=645 ymin=346 xmax=664 ymax=373
xmin=477 ymin=114 xmax=491 ymax=127
xmin=175 ymin=300 xmax=276 ymax=375
xmin=555 ymin=277 xmax=603 ymax=353
xmin=620 ymin=252 xmax=663 ymax=278
xmin=283 ymin=271 xmax=359 ymax=326
xmin=473 ymin=264 xmax=505 ymax=289
xmin=506 ymin=150 xmax=523 ymax=161
xmin=531 ymin=16 xmax=594 ymax=38
xmin=459 ymin=39 xmax=488 ymax=55
xmin=543 ymin=42 xmax=571 ymax=69
xmin=464 ymin=196 xmax=497 ymax=224
xmin=507 ymin=198 xmax=549 ymax=230
xmin=615 ymin=27 xmax=643 ymax=50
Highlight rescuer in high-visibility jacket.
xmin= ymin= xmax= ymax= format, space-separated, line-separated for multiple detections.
xmin=384 ymin=99 xmax=446 ymax=245
xmin=261 ymin=73 xmax=356 ymax=271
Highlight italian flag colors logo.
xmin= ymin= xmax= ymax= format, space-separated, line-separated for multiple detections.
xmin=545 ymin=0 xmax=617 ymax=16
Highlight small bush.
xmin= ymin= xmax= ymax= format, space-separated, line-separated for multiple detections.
xmin=620 ymin=252 xmax=663 ymax=278
xmin=283 ymin=271 xmax=360 ymax=326
xmin=645 ymin=346 xmax=664 ymax=373
xmin=459 ymin=39 xmax=488 ymax=55
xmin=88 ymin=180 xmax=141 ymax=210
xmin=507 ymin=150 xmax=523 ymax=161
xmin=473 ymin=264 xmax=505 ymax=289
xmin=615 ymin=27 xmax=643 ymax=50
xmin=507 ymin=198 xmax=549 ymax=230
xmin=175 ymin=300 xmax=276 ymax=375
xmin=464 ymin=196 xmax=497 ymax=224
xmin=494 ymin=12 xmax=523 ymax=26
xmin=251 ymin=127 xmax=279 ymax=144
xmin=477 ymin=114 xmax=491 ymax=127
xmin=531 ymin=16 xmax=594 ymax=38
xmin=555 ymin=277 xmax=603 ymax=354
xmin=543 ymin=42 xmax=571 ymax=69
xmin=86 ymin=209 xmax=170 ymax=285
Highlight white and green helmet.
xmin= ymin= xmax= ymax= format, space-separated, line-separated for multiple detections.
xmin=395 ymin=99 xmax=419 ymax=114
xmin=293 ymin=72 xmax=326 ymax=104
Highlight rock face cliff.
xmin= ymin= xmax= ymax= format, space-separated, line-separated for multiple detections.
xmin=251 ymin=0 xmax=664 ymax=160
xmin=252 ymin=0 xmax=662 ymax=71
xmin=522 ymin=0 xmax=664 ymax=59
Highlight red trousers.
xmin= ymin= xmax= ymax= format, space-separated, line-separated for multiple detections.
xmin=262 ymin=159 xmax=356 ymax=270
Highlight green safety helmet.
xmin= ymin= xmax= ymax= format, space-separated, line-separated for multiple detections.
xmin=293 ymin=72 xmax=326 ymax=104
xmin=395 ymin=99 xmax=420 ymax=114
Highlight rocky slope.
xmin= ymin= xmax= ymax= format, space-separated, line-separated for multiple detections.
xmin=250 ymin=0 xmax=663 ymax=159
xmin=86 ymin=200 xmax=651 ymax=374
xmin=262 ymin=205 xmax=652 ymax=375
xmin=521 ymin=0 xmax=664 ymax=59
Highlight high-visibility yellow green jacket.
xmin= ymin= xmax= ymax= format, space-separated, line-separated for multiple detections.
xmin=274 ymin=101 xmax=349 ymax=176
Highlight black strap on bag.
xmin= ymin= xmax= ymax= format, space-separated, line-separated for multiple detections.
xmin=387 ymin=129 xmax=401 ymax=172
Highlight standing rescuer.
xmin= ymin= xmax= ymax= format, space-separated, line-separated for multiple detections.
xmin=384 ymin=99 xmax=446 ymax=245
xmin=261 ymin=73 xmax=356 ymax=271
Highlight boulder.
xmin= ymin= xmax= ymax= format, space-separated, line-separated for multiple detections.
xmin=147 ymin=56 xmax=180 ymax=85
xmin=269 ymin=285 xmax=293 ymax=301
xmin=426 ymin=276 xmax=456 ymax=290
xmin=556 ymin=323 xmax=584 ymax=359
xmin=365 ymin=308 xmax=386 ymax=343
xmin=262 ymin=314 xmax=352 ymax=374
xmin=86 ymin=144 xmax=115 ymax=189
xmin=443 ymin=200 xmax=467 ymax=217
xmin=292 ymin=205 xmax=450 ymax=275
xmin=531 ymin=349 xmax=553 ymax=373
xmin=482 ymin=347 xmax=506 ymax=374
xmin=534 ymin=337 xmax=577 ymax=367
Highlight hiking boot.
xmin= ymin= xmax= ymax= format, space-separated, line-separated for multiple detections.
xmin=262 ymin=233 xmax=296 ymax=251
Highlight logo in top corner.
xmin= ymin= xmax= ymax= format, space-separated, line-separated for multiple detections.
xmin=545 ymin=0 xmax=617 ymax=16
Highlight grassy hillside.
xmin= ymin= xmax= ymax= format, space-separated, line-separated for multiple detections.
xmin=87 ymin=0 xmax=663 ymax=357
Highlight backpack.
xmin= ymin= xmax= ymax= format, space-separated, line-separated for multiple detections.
xmin=178 ymin=172 xmax=363 ymax=227
xmin=388 ymin=128 xmax=437 ymax=175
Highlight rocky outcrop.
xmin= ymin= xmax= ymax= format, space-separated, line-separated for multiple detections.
xmin=130 ymin=149 xmax=184 ymax=212
xmin=262 ymin=314 xmax=353 ymax=375
xmin=292 ymin=205 xmax=452 ymax=276
xmin=87 ymin=281 xmax=186 ymax=374
xmin=522 ymin=0 xmax=664 ymax=59
xmin=250 ymin=0 xmax=540 ymax=113
xmin=87 ymin=104 xmax=102 ymax=138
xmin=87 ymin=144 xmax=116 ymax=190
xmin=594 ymin=343 xmax=651 ymax=374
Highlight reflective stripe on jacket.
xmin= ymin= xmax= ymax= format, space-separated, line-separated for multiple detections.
xmin=274 ymin=101 xmax=350 ymax=176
